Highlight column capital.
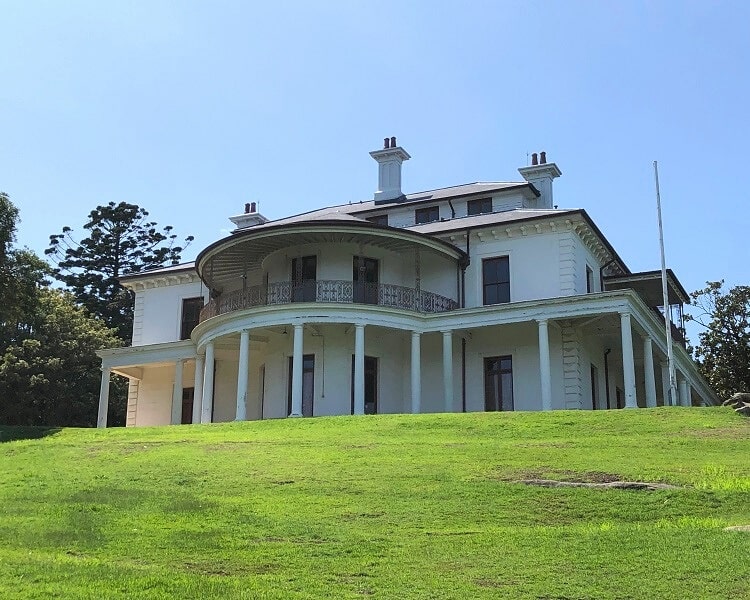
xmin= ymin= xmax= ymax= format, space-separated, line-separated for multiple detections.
xmin=293 ymin=323 xmax=304 ymax=332
xmin=619 ymin=310 xmax=631 ymax=318
xmin=536 ymin=318 xmax=549 ymax=326
xmin=441 ymin=329 xmax=453 ymax=336
xmin=411 ymin=330 xmax=421 ymax=339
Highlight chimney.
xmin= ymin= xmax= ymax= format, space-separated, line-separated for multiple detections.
xmin=229 ymin=201 xmax=269 ymax=230
xmin=369 ymin=137 xmax=411 ymax=204
xmin=517 ymin=151 xmax=562 ymax=209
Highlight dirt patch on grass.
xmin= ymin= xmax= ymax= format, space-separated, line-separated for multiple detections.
xmin=498 ymin=469 xmax=622 ymax=484
xmin=516 ymin=479 xmax=680 ymax=491
xmin=341 ymin=511 xmax=384 ymax=521
xmin=724 ymin=525 xmax=750 ymax=532
xmin=182 ymin=561 xmax=277 ymax=576
xmin=474 ymin=578 xmax=521 ymax=588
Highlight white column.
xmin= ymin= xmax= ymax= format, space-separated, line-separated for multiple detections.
xmin=411 ymin=331 xmax=421 ymax=414
xmin=97 ymin=366 xmax=111 ymax=428
xmin=171 ymin=359 xmax=185 ymax=425
xmin=353 ymin=324 xmax=365 ymax=415
xmin=642 ymin=336 xmax=657 ymax=408
xmin=620 ymin=312 xmax=638 ymax=408
xmin=193 ymin=356 xmax=204 ymax=424
xmin=235 ymin=329 xmax=250 ymax=421
xmin=442 ymin=330 xmax=454 ymax=412
xmin=537 ymin=319 xmax=552 ymax=411
xmin=660 ymin=361 xmax=671 ymax=406
xmin=201 ymin=341 xmax=215 ymax=423
xmin=290 ymin=324 xmax=304 ymax=417
xmin=678 ymin=375 xmax=690 ymax=407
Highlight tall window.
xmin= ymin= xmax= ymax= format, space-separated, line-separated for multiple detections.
xmin=467 ymin=197 xmax=492 ymax=216
xmin=366 ymin=215 xmax=388 ymax=226
xmin=180 ymin=297 xmax=204 ymax=340
xmin=415 ymin=206 xmax=439 ymax=224
xmin=482 ymin=257 xmax=510 ymax=305
xmin=484 ymin=356 xmax=513 ymax=411
xmin=586 ymin=265 xmax=595 ymax=293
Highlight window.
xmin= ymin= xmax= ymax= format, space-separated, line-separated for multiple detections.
xmin=180 ymin=297 xmax=204 ymax=340
xmin=586 ymin=265 xmax=595 ymax=293
xmin=484 ymin=356 xmax=513 ymax=411
xmin=467 ymin=197 xmax=492 ymax=216
xmin=415 ymin=206 xmax=439 ymax=224
xmin=482 ymin=257 xmax=510 ymax=305
xmin=366 ymin=214 xmax=388 ymax=226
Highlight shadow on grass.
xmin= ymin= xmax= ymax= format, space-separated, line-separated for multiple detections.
xmin=0 ymin=427 xmax=62 ymax=443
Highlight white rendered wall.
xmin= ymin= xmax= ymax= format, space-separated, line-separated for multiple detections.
xmin=135 ymin=282 xmax=207 ymax=346
xmin=462 ymin=231 xmax=562 ymax=308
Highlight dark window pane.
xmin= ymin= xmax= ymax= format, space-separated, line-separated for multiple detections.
xmin=415 ymin=206 xmax=439 ymax=224
xmin=482 ymin=257 xmax=510 ymax=305
xmin=468 ymin=198 xmax=492 ymax=216
xmin=366 ymin=215 xmax=388 ymax=226
xmin=181 ymin=297 xmax=204 ymax=340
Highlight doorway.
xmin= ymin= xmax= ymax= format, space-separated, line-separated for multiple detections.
xmin=287 ymin=354 xmax=315 ymax=416
xmin=351 ymin=355 xmax=378 ymax=414
xmin=484 ymin=355 xmax=513 ymax=411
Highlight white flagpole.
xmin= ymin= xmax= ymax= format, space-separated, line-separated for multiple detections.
xmin=654 ymin=161 xmax=678 ymax=405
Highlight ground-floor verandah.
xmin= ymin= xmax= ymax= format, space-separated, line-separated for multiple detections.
xmin=98 ymin=309 xmax=706 ymax=428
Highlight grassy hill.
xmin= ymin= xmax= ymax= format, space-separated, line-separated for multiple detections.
xmin=1 ymin=408 xmax=749 ymax=599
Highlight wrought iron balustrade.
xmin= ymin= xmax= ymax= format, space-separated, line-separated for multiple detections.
xmin=199 ymin=280 xmax=458 ymax=321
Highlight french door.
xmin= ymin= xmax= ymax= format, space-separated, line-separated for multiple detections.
xmin=484 ymin=356 xmax=513 ymax=411
xmin=353 ymin=256 xmax=379 ymax=305
xmin=291 ymin=256 xmax=317 ymax=302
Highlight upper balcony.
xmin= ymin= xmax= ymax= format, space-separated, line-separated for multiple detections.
xmin=195 ymin=216 xmax=468 ymax=323
xmin=200 ymin=280 xmax=458 ymax=321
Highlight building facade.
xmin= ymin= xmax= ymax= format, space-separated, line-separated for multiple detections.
xmin=96 ymin=140 xmax=717 ymax=427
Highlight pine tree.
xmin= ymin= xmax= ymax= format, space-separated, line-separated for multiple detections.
xmin=46 ymin=202 xmax=193 ymax=342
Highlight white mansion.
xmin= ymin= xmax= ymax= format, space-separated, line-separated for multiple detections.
xmin=97 ymin=139 xmax=717 ymax=427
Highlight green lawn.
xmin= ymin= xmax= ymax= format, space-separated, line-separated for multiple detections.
xmin=1 ymin=408 xmax=749 ymax=599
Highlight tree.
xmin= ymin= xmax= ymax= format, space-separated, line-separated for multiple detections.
xmin=0 ymin=194 xmax=125 ymax=426
xmin=0 ymin=192 xmax=50 ymax=344
xmin=46 ymin=202 xmax=193 ymax=342
xmin=0 ymin=288 xmax=123 ymax=427
xmin=685 ymin=281 xmax=750 ymax=399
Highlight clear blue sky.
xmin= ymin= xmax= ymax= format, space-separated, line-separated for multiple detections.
xmin=2 ymin=1 xmax=747 ymax=309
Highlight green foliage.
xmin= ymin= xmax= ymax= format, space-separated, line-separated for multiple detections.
xmin=0 ymin=194 xmax=125 ymax=427
xmin=686 ymin=281 xmax=750 ymax=399
xmin=0 ymin=409 xmax=748 ymax=599
xmin=46 ymin=202 xmax=194 ymax=342
xmin=0 ymin=289 xmax=123 ymax=426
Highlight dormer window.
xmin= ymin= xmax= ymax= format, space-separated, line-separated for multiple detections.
xmin=366 ymin=215 xmax=388 ymax=226
xmin=415 ymin=206 xmax=439 ymax=224
xmin=467 ymin=197 xmax=492 ymax=216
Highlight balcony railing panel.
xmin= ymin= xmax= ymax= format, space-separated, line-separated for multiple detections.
xmin=199 ymin=280 xmax=458 ymax=322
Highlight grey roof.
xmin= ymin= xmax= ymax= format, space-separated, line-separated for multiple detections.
xmin=409 ymin=209 xmax=576 ymax=235
xmin=241 ymin=181 xmax=535 ymax=230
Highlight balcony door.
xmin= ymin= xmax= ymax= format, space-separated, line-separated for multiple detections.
xmin=292 ymin=255 xmax=317 ymax=302
xmin=353 ymin=256 xmax=379 ymax=304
